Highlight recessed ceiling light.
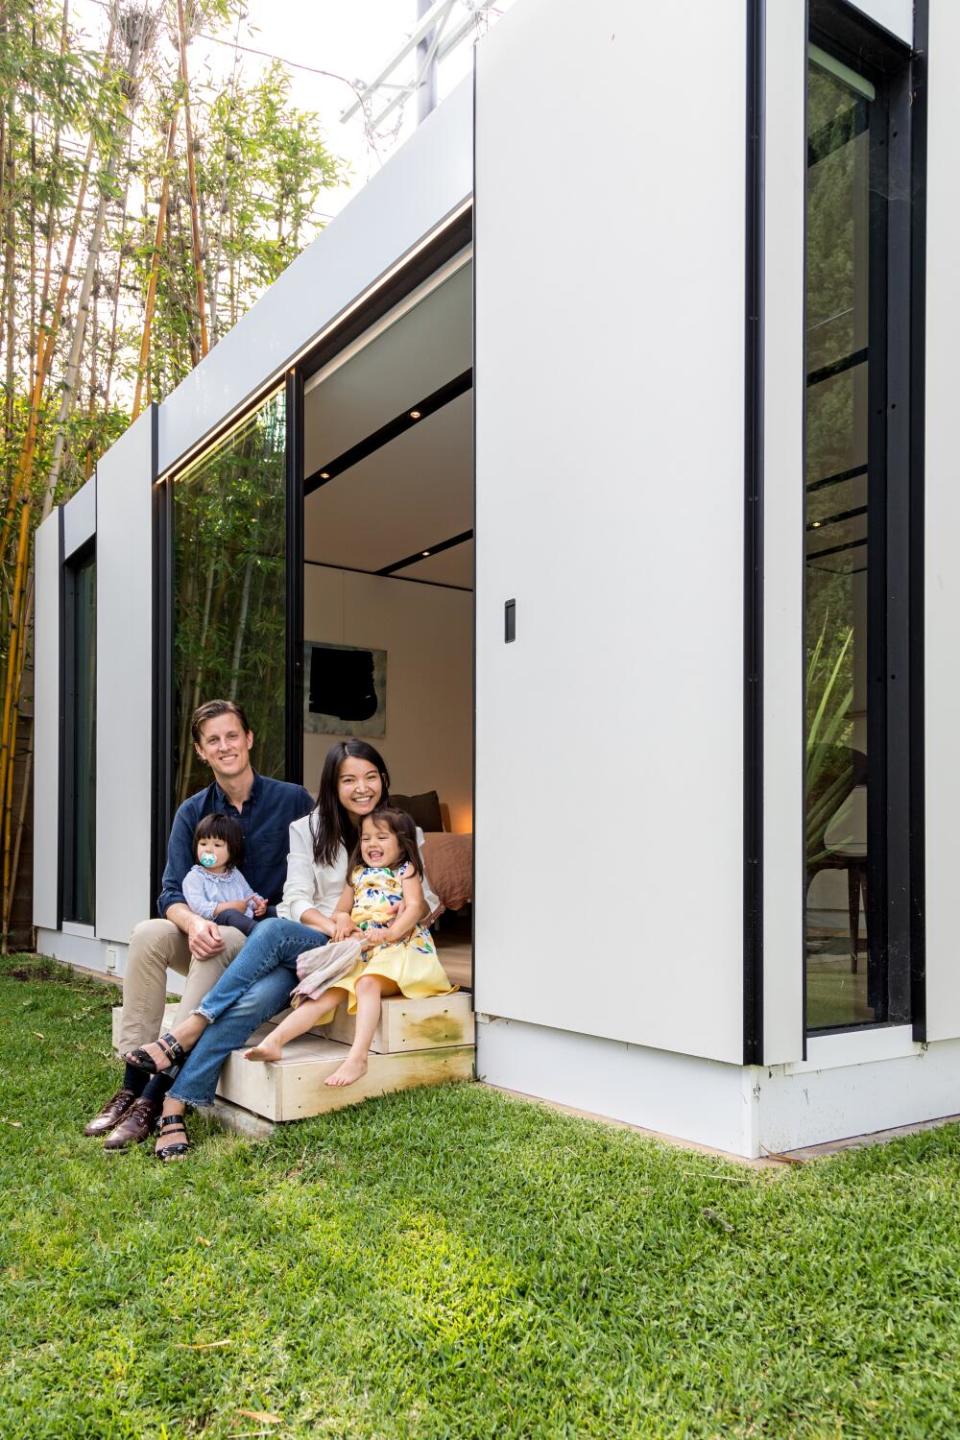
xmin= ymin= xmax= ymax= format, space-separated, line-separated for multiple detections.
xmin=320 ymin=471 xmax=330 ymax=480
xmin=409 ymin=409 xmax=422 ymax=420
xmin=811 ymin=520 xmax=821 ymax=528
xmin=422 ymin=550 xmax=430 ymax=557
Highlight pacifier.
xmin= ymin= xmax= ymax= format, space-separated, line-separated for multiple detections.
xmin=199 ymin=852 xmax=217 ymax=868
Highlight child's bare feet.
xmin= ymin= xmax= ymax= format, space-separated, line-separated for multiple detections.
xmin=244 ymin=1038 xmax=283 ymax=1063
xmin=324 ymin=1054 xmax=368 ymax=1088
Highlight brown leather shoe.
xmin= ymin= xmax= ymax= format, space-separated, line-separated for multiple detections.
xmin=103 ymin=1097 xmax=159 ymax=1151
xmin=84 ymin=1087 xmax=136 ymax=1137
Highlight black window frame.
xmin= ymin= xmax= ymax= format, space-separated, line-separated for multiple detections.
xmin=150 ymin=211 xmax=474 ymax=910
xmin=60 ymin=533 xmax=97 ymax=926
xmin=802 ymin=0 xmax=927 ymax=1039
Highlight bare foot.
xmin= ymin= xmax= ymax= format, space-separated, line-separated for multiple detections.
xmin=244 ymin=1039 xmax=283 ymax=1063
xmin=324 ymin=1054 xmax=368 ymax=1088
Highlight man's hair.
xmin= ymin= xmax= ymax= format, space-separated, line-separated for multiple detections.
xmin=191 ymin=699 xmax=251 ymax=747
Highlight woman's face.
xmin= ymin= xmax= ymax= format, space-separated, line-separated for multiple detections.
xmin=337 ymin=756 xmax=383 ymax=819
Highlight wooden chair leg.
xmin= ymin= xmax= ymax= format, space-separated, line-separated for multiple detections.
xmin=848 ymin=865 xmax=861 ymax=973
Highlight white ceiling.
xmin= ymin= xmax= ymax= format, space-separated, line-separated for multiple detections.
xmin=392 ymin=536 xmax=473 ymax=588
xmin=304 ymin=257 xmax=473 ymax=589
xmin=304 ymin=391 xmax=473 ymax=576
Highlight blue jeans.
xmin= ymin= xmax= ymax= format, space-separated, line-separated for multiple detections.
xmin=169 ymin=918 xmax=328 ymax=1107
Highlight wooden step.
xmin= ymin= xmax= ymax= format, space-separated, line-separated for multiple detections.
xmin=217 ymin=1027 xmax=474 ymax=1122
xmin=111 ymin=996 xmax=476 ymax=1123
xmin=113 ymin=990 xmax=474 ymax=1055
xmin=325 ymin=990 xmax=473 ymax=1053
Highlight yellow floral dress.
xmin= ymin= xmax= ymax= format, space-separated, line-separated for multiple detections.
xmin=315 ymin=861 xmax=453 ymax=1017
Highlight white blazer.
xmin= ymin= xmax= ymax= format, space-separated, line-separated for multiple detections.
xmin=277 ymin=812 xmax=440 ymax=923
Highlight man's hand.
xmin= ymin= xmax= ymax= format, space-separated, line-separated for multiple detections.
xmin=187 ymin=915 xmax=226 ymax=959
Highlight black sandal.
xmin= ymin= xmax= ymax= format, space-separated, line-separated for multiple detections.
xmin=123 ymin=1031 xmax=186 ymax=1075
xmin=155 ymin=1113 xmax=190 ymax=1162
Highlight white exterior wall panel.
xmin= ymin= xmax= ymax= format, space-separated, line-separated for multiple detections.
xmin=475 ymin=0 xmax=747 ymax=1064
xmin=923 ymin=0 xmax=960 ymax=1042
xmin=761 ymin=0 xmax=806 ymax=1064
xmin=62 ymin=477 xmax=96 ymax=559
xmin=33 ymin=512 xmax=60 ymax=931
xmin=95 ymin=409 xmax=154 ymax=941
xmin=157 ymin=79 xmax=472 ymax=477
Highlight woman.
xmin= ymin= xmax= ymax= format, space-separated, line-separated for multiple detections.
xmin=127 ymin=739 xmax=438 ymax=1159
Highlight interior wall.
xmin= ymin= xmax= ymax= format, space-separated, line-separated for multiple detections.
xmin=303 ymin=564 xmax=473 ymax=832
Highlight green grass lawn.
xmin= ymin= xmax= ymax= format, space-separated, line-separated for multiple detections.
xmin=3 ymin=954 xmax=960 ymax=1439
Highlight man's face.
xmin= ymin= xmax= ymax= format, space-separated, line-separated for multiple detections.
xmin=194 ymin=711 xmax=254 ymax=784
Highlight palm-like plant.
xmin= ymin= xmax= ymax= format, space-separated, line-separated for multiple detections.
xmin=805 ymin=618 xmax=856 ymax=870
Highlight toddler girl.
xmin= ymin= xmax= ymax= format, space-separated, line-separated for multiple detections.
xmin=182 ymin=813 xmax=267 ymax=938
xmin=244 ymin=806 xmax=453 ymax=1087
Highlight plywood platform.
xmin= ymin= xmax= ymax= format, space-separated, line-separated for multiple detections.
xmin=218 ymin=1028 xmax=474 ymax=1122
xmin=112 ymin=990 xmax=475 ymax=1122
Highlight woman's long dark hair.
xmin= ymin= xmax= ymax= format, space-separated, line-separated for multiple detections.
xmin=311 ymin=740 xmax=391 ymax=869
xmin=347 ymin=806 xmax=424 ymax=879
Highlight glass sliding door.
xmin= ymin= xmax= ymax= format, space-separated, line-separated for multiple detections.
xmin=63 ymin=544 xmax=96 ymax=924
xmin=170 ymin=385 xmax=288 ymax=805
xmin=803 ymin=33 xmax=916 ymax=1032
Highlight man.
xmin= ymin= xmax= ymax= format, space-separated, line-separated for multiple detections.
xmin=84 ymin=698 xmax=312 ymax=1148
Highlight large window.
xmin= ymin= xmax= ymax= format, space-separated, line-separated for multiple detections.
xmin=803 ymin=28 xmax=918 ymax=1032
xmin=171 ymin=386 xmax=287 ymax=804
xmin=63 ymin=544 xmax=96 ymax=924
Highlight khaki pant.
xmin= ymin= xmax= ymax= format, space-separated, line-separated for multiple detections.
xmin=117 ymin=919 xmax=246 ymax=1054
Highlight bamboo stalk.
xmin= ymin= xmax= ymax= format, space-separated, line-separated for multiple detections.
xmin=40 ymin=4 xmax=153 ymax=523
xmin=0 ymin=4 xmax=148 ymax=932
xmin=2 ymin=565 xmax=31 ymax=953
xmin=3 ymin=716 xmax=32 ymax=946
xmin=132 ymin=105 xmax=177 ymax=420
xmin=101 ymin=120 xmax=136 ymax=411
xmin=0 ymin=503 xmax=30 ymax=830
xmin=175 ymin=0 xmax=208 ymax=357
xmin=0 ymin=5 xmax=116 ymax=557
xmin=228 ymin=554 xmax=254 ymax=698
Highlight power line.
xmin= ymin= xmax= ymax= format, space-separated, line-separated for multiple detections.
xmin=194 ymin=32 xmax=363 ymax=99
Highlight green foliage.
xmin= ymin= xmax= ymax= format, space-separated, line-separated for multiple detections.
xmin=0 ymin=0 xmax=345 ymax=942
xmin=4 ymin=957 xmax=960 ymax=1438
xmin=172 ymin=388 xmax=287 ymax=799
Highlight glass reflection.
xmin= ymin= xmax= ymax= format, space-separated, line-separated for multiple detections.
xmin=804 ymin=50 xmax=875 ymax=1028
xmin=65 ymin=549 xmax=96 ymax=924
xmin=171 ymin=386 xmax=287 ymax=804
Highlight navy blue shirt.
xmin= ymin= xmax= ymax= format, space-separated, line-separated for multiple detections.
xmin=157 ymin=773 xmax=313 ymax=917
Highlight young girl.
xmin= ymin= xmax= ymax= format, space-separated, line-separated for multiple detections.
xmin=182 ymin=813 xmax=267 ymax=938
xmin=244 ymin=806 xmax=454 ymax=1087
